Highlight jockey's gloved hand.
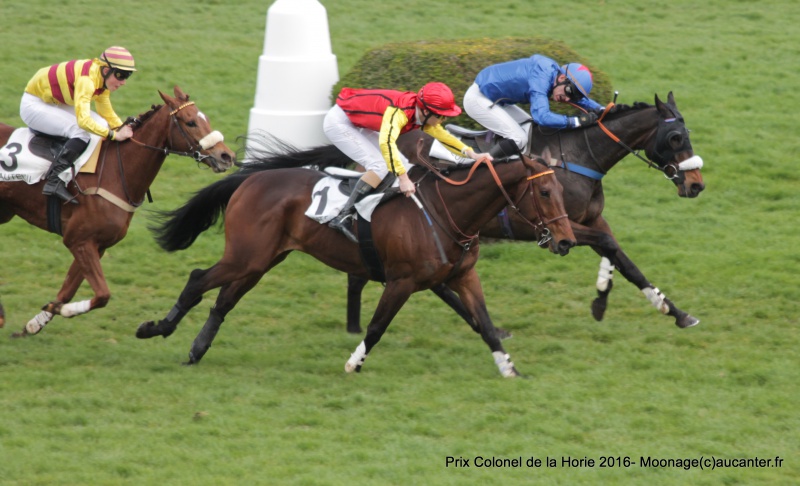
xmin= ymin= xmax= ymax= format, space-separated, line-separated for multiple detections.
xmin=571 ymin=112 xmax=599 ymax=128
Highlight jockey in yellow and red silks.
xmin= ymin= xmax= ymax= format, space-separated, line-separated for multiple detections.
xmin=20 ymin=46 xmax=137 ymax=203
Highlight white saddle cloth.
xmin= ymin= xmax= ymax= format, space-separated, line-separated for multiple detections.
xmin=305 ymin=168 xmax=399 ymax=223
xmin=0 ymin=128 xmax=101 ymax=184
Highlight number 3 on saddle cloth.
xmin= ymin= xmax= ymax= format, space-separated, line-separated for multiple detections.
xmin=305 ymin=168 xmax=399 ymax=282
xmin=0 ymin=128 xmax=103 ymax=184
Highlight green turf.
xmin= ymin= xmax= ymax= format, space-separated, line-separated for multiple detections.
xmin=0 ymin=1 xmax=797 ymax=484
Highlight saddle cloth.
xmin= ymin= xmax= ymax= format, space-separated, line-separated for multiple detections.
xmin=305 ymin=168 xmax=399 ymax=223
xmin=0 ymin=128 xmax=102 ymax=184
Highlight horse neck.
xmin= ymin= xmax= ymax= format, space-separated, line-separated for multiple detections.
xmin=427 ymin=161 xmax=526 ymax=235
xmin=102 ymin=107 xmax=172 ymax=198
xmin=592 ymin=107 xmax=658 ymax=172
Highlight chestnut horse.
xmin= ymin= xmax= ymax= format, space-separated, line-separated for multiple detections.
xmin=0 ymin=86 xmax=235 ymax=336
xmin=136 ymin=140 xmax=576 ymax=378
xmin=346 ymin=92 xmax=705 ymax=333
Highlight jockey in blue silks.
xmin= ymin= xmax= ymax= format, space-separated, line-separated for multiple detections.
xmin=463 ymin=54 xmax=605 ymax=152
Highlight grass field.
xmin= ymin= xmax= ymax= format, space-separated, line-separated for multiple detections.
xmin=0 ymin=1 xmax=798 ymax=485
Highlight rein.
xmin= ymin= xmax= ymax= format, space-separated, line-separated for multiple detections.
xmin=571 ymin=101 xmax=701 ymax=179
xmin=594 ymin=102 xmax=661 ymax=170
xmin=79 ymin=101 xmax=220 ymax=212
xmin=414 ymin=139 xmax=567 ymax=248
xmin=127 ymin=102 xmax=222 ymax=164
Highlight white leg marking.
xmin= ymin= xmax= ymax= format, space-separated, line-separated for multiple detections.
xmin=492 ymin=351 xmax=517 ymax=378
xmin=25 ymin=310 xmax=54 ymax=335
xmin=60 ymin=300 xmax=92 ymax=318
xmin=596 ymin=257 xmax=615 ymax=292
xmin=345 ymin=341 xmax=367 ymax=373
xmin=642 ymin=286 xmax=669 ymax=314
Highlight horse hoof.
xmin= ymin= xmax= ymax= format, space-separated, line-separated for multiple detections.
xmin=591 ymin=298 xmax=607 ymax=321
xmin=135 ymin=321 xmax=154 ymax=339
xmin=346 ymin=326 xmax=363 ymax=334
xmin=10 ymin=329 xmax=29 ymax=339
xmin=676 ymin=315 xmax=700 ymax=328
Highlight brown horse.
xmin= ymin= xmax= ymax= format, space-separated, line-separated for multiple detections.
xmin=135 ymin=138 xmax=576 ymax=377
xmin=0 ymin=86 xmax=235 ymax=336
xmin=346 ymin=93 xmax=706 ymax=333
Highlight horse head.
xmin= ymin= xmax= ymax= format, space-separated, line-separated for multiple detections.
xmin=157 ymin=86 xmax=236 ymax=173
xmin=518 ymin=147 xmax=576 ymax=256
xmin=645 ymin=92 xmax=705 ymax=198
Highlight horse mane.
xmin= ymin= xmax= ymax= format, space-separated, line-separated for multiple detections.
xmin=126 ymin=104 xmax=164 ymax=127
xmin=603 ymin=101 xmax=652 ymax=116
xmin=235 ymin=131 xmax=353 ymax=174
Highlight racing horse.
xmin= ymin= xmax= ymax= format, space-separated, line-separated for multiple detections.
xmin=135 ymin=139 xmax=576 ymax=378
xmin=345 ymin=92 xmax=705 ymax=333
xmin=0 ymin=86 xmax=235 ymax=336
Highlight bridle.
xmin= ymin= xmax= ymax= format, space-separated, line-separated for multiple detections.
xmin=413 ymin=141 xmax=568 ymax=248
xmin=590 ymin=102 xmax=703 ymax=181
xmin=82 ymin=101 xmax=225 ymax=212
xmin=127 ymin=101 xmax=224 ymax=164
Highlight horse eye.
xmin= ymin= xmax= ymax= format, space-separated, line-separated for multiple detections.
xmin=186 ymin=121 xmax=197 ymax=128
xmin=539 ymin=190 xmax=550 ymax=198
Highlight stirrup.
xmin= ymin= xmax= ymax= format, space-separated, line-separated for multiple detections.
xmin=329 ymin=215 xmax=357 ymax=243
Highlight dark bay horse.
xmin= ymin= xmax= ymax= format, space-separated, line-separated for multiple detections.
xmin=135 ymin=140 xmax=576 ymax=378
xmin=346 ymin=92 xmax=705 ymax=333
xmin=0 ymin=86 xmax=235 ymax=336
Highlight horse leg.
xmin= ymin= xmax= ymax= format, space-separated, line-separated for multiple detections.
xmin=346 ymin=274 xmax=368 ymax=333
xmin=345 ymin=279 xmax=413 ymax=373
xmin=430 ymin=284 xmax=513 ymax=339
xmin=18 ymin=244 xmax=108 ymax=336
xmin=0 ymin=299 xmax=5 ymax=328
xmin=135 ymin=268 xmax=206 ymax=339
xmin=447 ymin=268 xmax=519 ymax=378
xmin=577 ymin=219 xmax=699 ymax=328
xmin=607 ymin=249 xmax=699 ymax=328
xmin=186 ymin=267 xmax=274 ymax=365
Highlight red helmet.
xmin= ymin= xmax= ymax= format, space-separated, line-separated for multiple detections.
xmin=417 ymin=82 xmax=462 ymax=117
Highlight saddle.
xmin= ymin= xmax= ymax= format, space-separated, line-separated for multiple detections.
xmin=324 ymin=167 xmax=399 ymax=202
xmin=27 ymin=130 xmax=70 ymax=163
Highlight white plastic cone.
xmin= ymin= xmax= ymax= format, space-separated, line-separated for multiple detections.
xmin=248 ymin=0 xmax=339 ymax=150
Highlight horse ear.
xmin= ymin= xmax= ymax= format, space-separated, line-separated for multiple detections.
xmin=667 ymin=91 xmax=676 ymax=106
xmin=159 ymin=90 xmax=176 ymax=106
xmin=173 ymin=85 xmax=189 ymax=101
xmin=540 ymin=146 xmax=552 ymax=164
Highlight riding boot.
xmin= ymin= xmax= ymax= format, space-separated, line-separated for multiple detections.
xmin=489 ymin=138 xmax=521 ymax=161
xmin=328 ymin=178 xmax=374 ymax=243
xmin=43 ymin=138 xmax=88 ymax=205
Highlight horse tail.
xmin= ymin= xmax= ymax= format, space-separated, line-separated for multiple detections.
xmin=238 ymin=131 xmax=353 ymax=171
xmin=150 ymin=172 xmax=251 ymax=252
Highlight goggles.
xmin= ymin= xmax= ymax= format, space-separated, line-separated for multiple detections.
xmin=563 ymin=81 xmax=584 ymax=101
xmin=113 ymin=70 xmax=133 ymax=81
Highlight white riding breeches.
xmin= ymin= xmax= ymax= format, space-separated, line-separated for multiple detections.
xmin=20 ymin=92 xmax=108 ymax=142
xmin=463 ymin=83 xmax=531 ymax=151
xmin=323 ymin=105 xmax=410 ymax=180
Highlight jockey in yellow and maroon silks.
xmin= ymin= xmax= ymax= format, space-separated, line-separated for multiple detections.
xmin=20 ymin=46 xmax=136 ymax=204
xmin=323 ymin=82 xmax=492 ymax=243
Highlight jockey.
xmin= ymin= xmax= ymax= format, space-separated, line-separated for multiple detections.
xmin=463 ymin=54 xmax=605 ymax=152
xmin=323 ymin=82 xmax=492 ymax=243
xmin=20 ymin=46 xmax=137 ymax=204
